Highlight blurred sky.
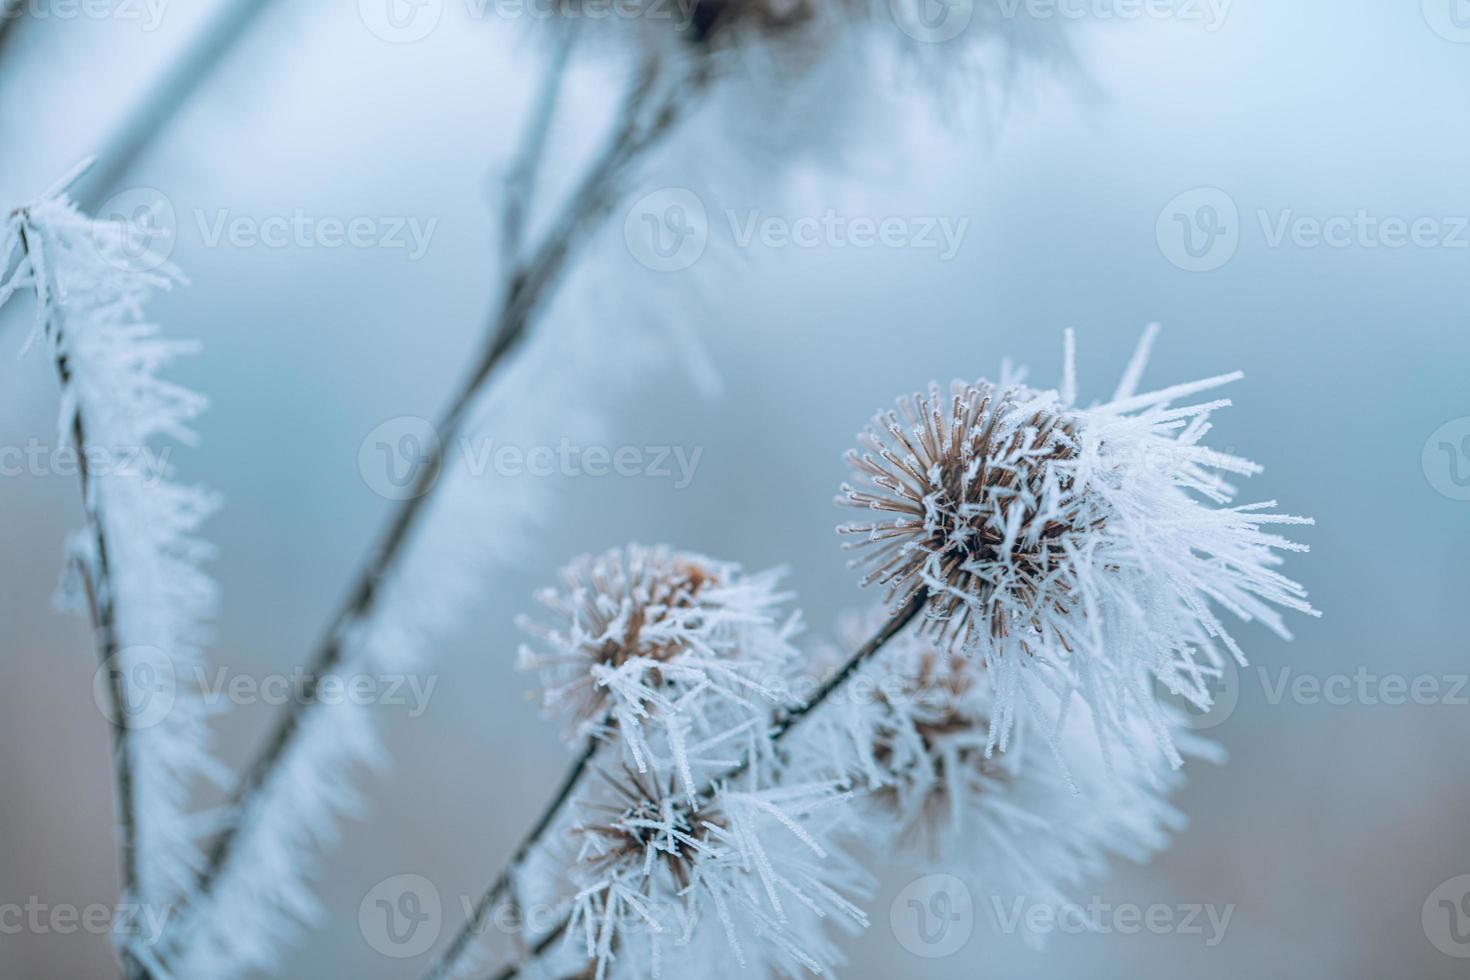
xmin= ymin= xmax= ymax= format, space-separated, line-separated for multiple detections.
xmin=2 ymin=1 xmax=1469 ymax=978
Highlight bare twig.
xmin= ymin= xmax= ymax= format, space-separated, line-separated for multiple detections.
xmin=164 ymin=54 xmax=714 ymax=960
xmin=500 ymin=32 xmax=576 ymax=278
xmin=18 ymin=218 xmax=150 ymax=980
xmin=479 ymin=591 xmax=929 ymax=980
xmin=70 ymin=0 xmax=285 ymax=210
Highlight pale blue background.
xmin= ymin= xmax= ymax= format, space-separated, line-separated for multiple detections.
xmin=1 ymin=2 xmax=1468 ymax=977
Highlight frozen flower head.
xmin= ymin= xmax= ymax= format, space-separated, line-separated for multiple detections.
xmin=558 ymin=767 xmax=868 ymax=979
xmin=519 ymin=544 xmax=801 ymax=792
xmin=790 ymin=612 xmax=1198 ymax=924
xmin=838 ymin=327 xmax=1318 ymax=763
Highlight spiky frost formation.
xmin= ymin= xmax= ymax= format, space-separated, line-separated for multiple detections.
xmin=549 ymin=768 xmax=869 ymax=979
xmin=838 ymin=327 xmax=1317 ymax=763
xmin=790 ymin=614 xmax=1204 ymax=927
xmin=519 ymin=545 xmax=801 ymax=794
xmin=1 ymin=177 xmax=222 ymax=942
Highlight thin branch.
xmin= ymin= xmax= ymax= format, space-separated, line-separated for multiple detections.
xmin=70 ymin=0 xmax=285 ymax=210
xmin=422 ymin=725 xmax=604 ymax=980
xmin=480 ymin=591 xmax=929 ymax=980
xmin=500 ymin=31 xmax=576 ymax=279
xmin=18 ymin=219 xmax=150 ymax=980
xmin=164 ymin=54 xmax=714 ymax=957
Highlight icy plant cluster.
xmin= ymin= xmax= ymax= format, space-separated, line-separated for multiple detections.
xmin=838 ymin=327 xmax=1319 ymax=766
xmin=1 ymin=9 xmax=1313 ymax=978
xmin=518 ymin=544 xmax=803 ymax=795
xmin=468 ymin=329 xmax=1314 ymax=978
xmin=1 ymin=170 xmax=221 ymax=972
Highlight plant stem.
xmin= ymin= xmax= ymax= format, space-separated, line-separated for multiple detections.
xmin=164 ymin=53 xmax=712 ymax=961
xmin=69 ymin=0 xmax=285 ymax=210
xmin=19 ymin=220 xmax=150 ymax=980
xmin=421 ymin=726 xmax=604 ymax=980
xmin=478 ymin=591 xmax=929 ymax=980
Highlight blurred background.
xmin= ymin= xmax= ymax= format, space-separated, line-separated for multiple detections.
xmin=2 ymin=1 xmax=1468 ymax=977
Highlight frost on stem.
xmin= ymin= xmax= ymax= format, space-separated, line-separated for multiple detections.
xmin=551 ymin=767 xmax=869 ymax=979
xmin=1 ymin=176 xmax=222 ymax=954
xmin=838 ymin=327 xmax=1318 ymax=765
xmin=518 ymin=544 xmax=802 ymax=796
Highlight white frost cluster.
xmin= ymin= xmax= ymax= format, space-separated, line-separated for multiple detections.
xmin=1 ymin=176 xmax=222 ymax=961
xmin=839 ymin=326 xmax=1318 ymax=765
xmin=548 ymin=771 xmax=869 ymax=980
xmin=791 ymin=612 xmax=1208 ymax=928
xmin=519 ymin=544 xmax=803 ymax=796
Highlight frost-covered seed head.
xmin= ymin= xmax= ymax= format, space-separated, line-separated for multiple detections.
xmin=839 ymin=381 xmax=1093 ymax=648
xmin=519 ymin=544 xmax=801 ymax=794
xmin=832 ymin=329 xmax=1316 ymax=764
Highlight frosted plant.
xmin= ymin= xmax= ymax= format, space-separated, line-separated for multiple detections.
xmin=518 ymin=544 xmax=802 ymax=795
xmin=547 ymin=768 xmax=868 ymax=979
xmin=791 ymin=612 xmax=1208 ymax=930
xmin=0 ymin=164 xmax=221 ymax=977
xmin=838 ymin=327 xmax=1318 ymax=765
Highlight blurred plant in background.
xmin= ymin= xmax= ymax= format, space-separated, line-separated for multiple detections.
xmin=0 ymin=4 xmax=1317 ymax=979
